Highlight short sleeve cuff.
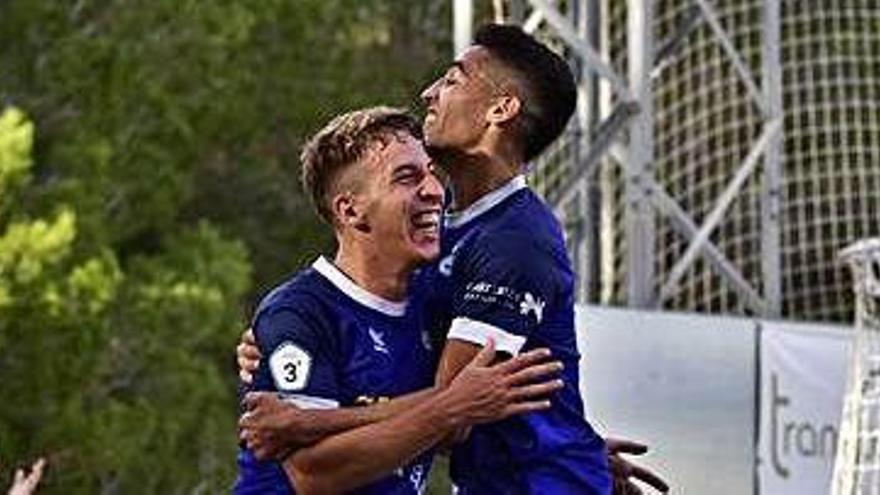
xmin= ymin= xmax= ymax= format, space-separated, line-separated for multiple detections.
xmin=281 ymin=394 xmax=340 ymax=410
xmin=447 ymin=317 xmax=527 ymax=356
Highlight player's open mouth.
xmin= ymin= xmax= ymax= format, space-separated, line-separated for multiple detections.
xmin=411 ymin=209 xmax=441 ymax=237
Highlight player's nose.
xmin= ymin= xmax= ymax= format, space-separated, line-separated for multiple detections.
xmin=420 ymin=79 xmax=440 ymax=104
xmin=419 ymin=172 xmax=444 ymax=205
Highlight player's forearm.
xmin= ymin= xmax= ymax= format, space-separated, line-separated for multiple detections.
xmin=281 ymin=406 xmax=373 ymax=448
xmin=436 ymin=339 xmax=482 ymax=386
xmin=270 ymin=388 xmax=438 ymax=451
xmin=433 ymin=340 xmax=484 ymax=447
xmin=358 ymin=386 xmax=438 ymax=422
xmin=283 ymin=388 xmax=462 ymax=494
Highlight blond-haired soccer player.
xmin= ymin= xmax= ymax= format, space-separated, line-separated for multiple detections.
xmin=234 ymin=107 xmax=564 ymax=495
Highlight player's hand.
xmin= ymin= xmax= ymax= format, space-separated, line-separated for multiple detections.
xmin=237 ymin=328 xmax=261 ymax=384
xmin=240 ymin=392 xmax=317 ymax=460
xmin=443 ymin=339 xmax=563 ymax=425
xmin=606 ymin=438 xmax=669 ymax=494
xmin=7 ymin=457 xmax=45 ymax=495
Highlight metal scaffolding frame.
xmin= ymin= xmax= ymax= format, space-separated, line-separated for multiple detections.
xmin=455 ymin=0 xmax=786 ymax=317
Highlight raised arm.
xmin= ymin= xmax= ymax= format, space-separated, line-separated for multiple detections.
xmin=283 ymin=341 xmax=563 ymax=495
xmin=6 ymin=457 xmax=45 ymax=495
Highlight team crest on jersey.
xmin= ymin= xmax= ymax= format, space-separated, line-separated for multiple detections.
xmin=269 ymin=342 xmax=312 ymax=391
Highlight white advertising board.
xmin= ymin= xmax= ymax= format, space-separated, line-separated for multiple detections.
xmin=757 ymin=322 xmax=851 ymax=495
xmin=577 ymin=306 xmax=852 ymax=495
xmin=577 ymin=306 xmax=756 ymax=495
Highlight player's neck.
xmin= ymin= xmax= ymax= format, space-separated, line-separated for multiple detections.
xmin=333 ymin=243 xmax=410 ymax=302
xmin=440 ymin=146 xmax=523 ymax=211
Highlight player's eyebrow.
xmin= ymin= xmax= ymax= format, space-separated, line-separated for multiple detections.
xmin=392 ymin=162 xmax=420 ymax=177
xmin=450 ymin=61 xmax=469 ymax=77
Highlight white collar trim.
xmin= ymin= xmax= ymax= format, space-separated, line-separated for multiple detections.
xmin=444 ymin=175 xmax=527 ymax=229
xmin=312 ymin=256 xmax=407 ymax=317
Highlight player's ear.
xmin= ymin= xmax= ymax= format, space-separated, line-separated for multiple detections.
xmin=486 ymin=95 xmax=521 ymax=126
xmin=332 ymin=192 xmax=370 ymax=233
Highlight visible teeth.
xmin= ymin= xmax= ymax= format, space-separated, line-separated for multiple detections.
xmin=413 ymin=211 xmax=440 ymax=228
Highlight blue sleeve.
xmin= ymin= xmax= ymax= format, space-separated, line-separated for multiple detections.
xmin=447 ymin=229 xmax=558 ymax=355
xmin=253 ymin=304 xmax=342 ymax=410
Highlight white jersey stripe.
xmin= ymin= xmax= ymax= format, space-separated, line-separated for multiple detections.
xmin=312 ymin=256 xmax=407 ymax=317
xmin=280 ymin=394 xmax=340 ymax=410
xmin=444 ymin=175 xmax=527 ymax=229
xmin=447 ymin=317 xmax=527 ymax=356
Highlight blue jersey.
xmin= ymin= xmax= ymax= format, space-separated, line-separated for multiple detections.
xmin=234 ymin=257 xmax=436 ymax=495
xmin=417 ymin=176 xmax=611 ymax=494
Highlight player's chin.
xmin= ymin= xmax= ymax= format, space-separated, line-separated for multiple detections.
xmin=422 ymin=123 xmax=445 ymax=149
xmin=407 ymin=230 xmax=440 ymax=263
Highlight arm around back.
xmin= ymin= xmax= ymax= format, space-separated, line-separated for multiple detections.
xmin=283 ymin=341 xmax=562 ymax=494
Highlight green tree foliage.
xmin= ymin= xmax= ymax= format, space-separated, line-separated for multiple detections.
xmin=0 ymin=106 xmax=251 ymax=492
xmin=0 ymin=0 xmax=452 ymax=293
xmin=0 ymin=0 xmax=455 ymax=491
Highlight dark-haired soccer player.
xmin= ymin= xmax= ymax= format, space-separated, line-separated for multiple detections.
xmin=234 ymin=107 xmax=564 ymax=495
xmin=416 ymin=23 xmax=608 ymax=494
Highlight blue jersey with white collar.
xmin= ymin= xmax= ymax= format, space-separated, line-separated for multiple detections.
xmin=234 ymin=257 xmax=436 ymax=495
xmin=418 ymin=175 xmax=611 ymax=495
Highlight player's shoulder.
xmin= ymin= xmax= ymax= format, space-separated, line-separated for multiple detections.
xmin=508 ymin=188 xmax=560 ymax=228
xmin=254 ymin=266 xmax=333 ymax=321
xmin=473 ymin=190 xmax=562 ymax=251
xmin=250 ymin=266 xmax=346 ymax=353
